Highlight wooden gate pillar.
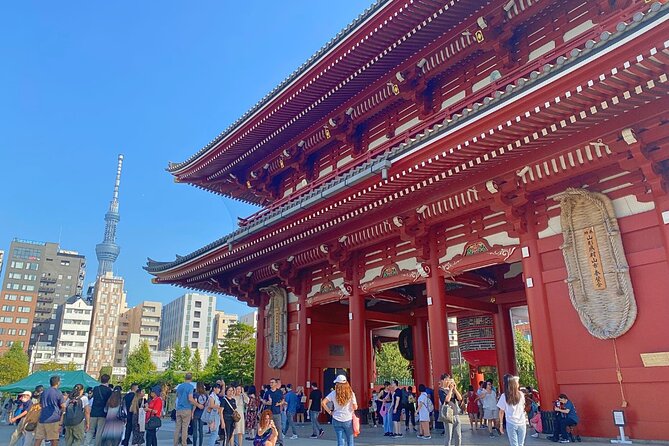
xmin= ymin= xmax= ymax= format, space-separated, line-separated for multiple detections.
xmin=426 ymin=230 xmax=452 ymax=394
xmin=296 ymin=290 xmax=310 ymax=390
xmin=349 ymin=254 xmax=368 ymax=406
xmin=519 ymin=213 xmax=559 ymax=409
xmin=413 ymin=316 xmax=431 ymax=387
xmin=493 ymin=305 xmax=517 ymax=388
xmin=254 ymin=295 xmax=267 ymax=392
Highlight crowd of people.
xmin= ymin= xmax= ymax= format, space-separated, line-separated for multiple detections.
xmin=2 ymin=371 xmax=580 ymax=446
xmin=368 ymin=374 xmax=579 ymax=446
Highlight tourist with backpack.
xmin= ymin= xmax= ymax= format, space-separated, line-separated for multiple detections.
xmin=63 ymin=384 xmax=88 ymax=446
xmin=404 ymin=386 xmax=417 ymax=433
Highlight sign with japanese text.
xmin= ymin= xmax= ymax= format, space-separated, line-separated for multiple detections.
xmin=584 ymin=226 xmax=606 ymax=290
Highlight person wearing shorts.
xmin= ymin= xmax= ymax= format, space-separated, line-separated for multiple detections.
xmin=34 ymin=375 xmax=65 ymax=446
xmin=482 ymin=381 xmax=500 ymax=438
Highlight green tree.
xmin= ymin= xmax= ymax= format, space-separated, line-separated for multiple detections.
xmin=127 ymin=341 xmax=157 ymax=375
xmin=375 ymin=342 xmax=411 ymax=381
xmin=0 ymin=342 xmax=29 ymax=385
xmin=514 ymin=330 xmax=538 ymax=389
xmin=39 ymin=361 xmax=78 ymax=371
xmin=191 ymin=349 xmax=202 ymax=372
xmin=204 ymin=347 xmax=219 ymax=372
xmin=218 ymin=323 xmax=256 ymax=384
xmin=99 ymin=365 xmax=113 ymax=380
xmin=170 ymin=343 xmax=184 ymax=371
xmin=183 ymin=347 xmax=192 ymax=371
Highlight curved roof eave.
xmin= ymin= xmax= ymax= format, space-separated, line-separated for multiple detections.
xmin=167 ymin=0 xmax=390 ymax=176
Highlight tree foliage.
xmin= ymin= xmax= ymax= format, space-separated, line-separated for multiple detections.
xmin=0 ymin=342 xmax=29 ymax=385
xmin=191 ymin=349 xmax=202 ymax=372
xmin=218 ymin=323 xmax=256 ymax=385
xmin=375 ymin=342 xmax=411 ymax=381
xmin=127 ymin=341 xmax=157 ymax=376
xmin=39 ymin=361 xmax=78 ymax=371
xmin=99 ymin=366 xmax=113 ymax=380
xmin=514 ymin=329 xmax=537 ymax=389
xmin=204 ymin=347 xmax=219 ymax=372
xmin=183 ymin=347 xmax=192 ymax=370
xmin=169 ymin=343 xmax=184 ymax=371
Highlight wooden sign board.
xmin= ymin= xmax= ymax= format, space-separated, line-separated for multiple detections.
xmin=640 ymin=352 xmax=669 ymax=367
xmin=584 ymin=226 xmax=606 ymax=290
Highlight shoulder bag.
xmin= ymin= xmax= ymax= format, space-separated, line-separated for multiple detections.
xmin=224 ymin=398 xmax=241 ymax=423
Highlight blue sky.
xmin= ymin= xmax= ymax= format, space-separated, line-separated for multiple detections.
xmin=0 ymin=0 xmax=373 ymax=315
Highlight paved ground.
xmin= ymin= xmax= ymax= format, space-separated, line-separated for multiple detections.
xmin=0 ymin=416 xmax=648 ymax=445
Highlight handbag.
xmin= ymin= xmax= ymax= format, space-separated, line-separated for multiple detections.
xmin=438 ymin=402 xmax=455 ymax=424
xmin=146 ymin=415 xmax=162 ymax=430
xmin=224 ymin=397 xmax=241 ymax=423
xmin=138 ymin=408 xmax=146 ymax=432
xmin=352 ymin=413 xmax=360 ymax=437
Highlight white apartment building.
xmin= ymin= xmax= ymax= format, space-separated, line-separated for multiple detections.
xmin=55 ymin=297 xmax=92 ymax=368
xmin=86 ymin=272 xmax=126 ymax=375
xmin=159 ymin=293 xmax=216 ymax=358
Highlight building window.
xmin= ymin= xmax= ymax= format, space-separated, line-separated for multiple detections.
xmin=5 ymin=294 xmax=17 ymax=301
xmin=16 ymin=318 xmax=29 ymax=324
xmin=20 ymin=295 xmax=32 ymax=302
xmin=195 ymin=301 xmax=202 ymax=308
xmin=192 ymin=331 xmax=199 ymax=339
xmin=191 ymin=342 xmax=198 ymax=349
xmin=13 ymin=247 xmax=41 ymax=261
xmin=0 ymin=317 xmax=14 ymax=323
xmin=10 ymin=261 xmax=24 ymax=269
xmin=1 ymin=305 xmax=15 ymax=312
xmin=18 ymin=307 xmax=31 ymax=313
xmin=194 ymin=311 xmax=201 ymax=318
xmin=193 ymin=321 xmax=200 ymax=328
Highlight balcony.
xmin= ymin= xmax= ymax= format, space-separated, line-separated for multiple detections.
xmin=38 ymin=287 xmax=55 ymax=294
xmin=37 ymin=296 xmax=54 ymax=304
xmin=40 ymin=277 xmax=57 ymax=284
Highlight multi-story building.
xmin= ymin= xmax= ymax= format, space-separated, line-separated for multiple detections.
xmin=0 ymin=239 xmax=85 ymax=353
xmin=114 ymin=301 xmax=162 ymax=367
xmin=239 ymin=311 xmax=258 ymax=331
xmin=31 ymin=296 xmax=93 ymax=370
xmin=212 ymin=311 xmax=238 ymax=348
xmin=0 ymin=250 xmax=4 ymax=274
xmin=159 ymin=293 xmax=216 ymax=358
xmin=86 ymin=272 xmax=125 ymax=375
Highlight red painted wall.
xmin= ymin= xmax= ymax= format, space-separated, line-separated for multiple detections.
xmin=539 ymin=209 xmax=669 ymax=440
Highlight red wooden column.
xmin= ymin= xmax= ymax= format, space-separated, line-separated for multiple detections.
xmin=366 ymin=327 xmax=374 ymax=392
xmin=296 ymin=289 xmax=310 ymax=390
xmin=413 ymin=316 xmax=431 ymax=387
xmin=254 ymin=296 xmax=266 ymax=392
xmin=493 ymin=304 xmax=517 ymax=388
xmin=519 ymin=215 xmax=559 ymax=409
xmin=349 ymin=254 xmax=367 ymax=405
xmin=426 ymin=230 xmax=452 ymax=393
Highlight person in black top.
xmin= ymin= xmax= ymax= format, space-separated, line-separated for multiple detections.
xmin=122 ymin=383 xmax=138 ymax=446
xmin=85 ymin=374 xmax=112 ymax=446
xmin=261 ymin=378 xmax=284 ymax=446
xmin=392 ymin=380 xmax=403 ymax=437
xmin=307 ymin=382 xmax=323 ymax=439
xmin=221 ymin=386 xmax=237 ymax=446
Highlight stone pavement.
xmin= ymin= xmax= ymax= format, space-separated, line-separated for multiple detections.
xmin=0 ymin=416 xmax=633 ymax=446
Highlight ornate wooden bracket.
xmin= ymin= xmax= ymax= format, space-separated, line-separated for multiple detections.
xmin=487 ymin=174 xmax=529 ymax=236
xmin=321 ymin=240 xmax=355 ymax=282
xmin=616 ymin=127 xmax=669 ymax=198
xmin=395 ymin=213 xmax=430 ymax=261
xmin=271 ymin=260 xmax=302 ymax=294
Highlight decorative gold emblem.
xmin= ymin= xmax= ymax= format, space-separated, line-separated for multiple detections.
xmin=392 ymin=83 xmax=400 ymax=95
xmin=324 ymin=126 xmax=331 ymax=139
xmin=475 ymin=30 xmax=485 ymax=43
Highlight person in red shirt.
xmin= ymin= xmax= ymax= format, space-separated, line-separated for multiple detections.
xmin=145 ymin=387 xmax=164 ymax=446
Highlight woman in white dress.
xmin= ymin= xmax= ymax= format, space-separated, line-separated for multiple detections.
xmin=233 ymin=385 xmax=249 ymax=446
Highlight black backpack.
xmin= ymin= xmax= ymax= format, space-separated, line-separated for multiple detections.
xmin=63 ymin=398 xmax=85 ymax=427
xmin=117 ymin=403 xmax=128 ymax=421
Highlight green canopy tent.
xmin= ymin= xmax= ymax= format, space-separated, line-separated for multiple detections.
xmin=0 ymin=370 xmax=100 ymax=394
